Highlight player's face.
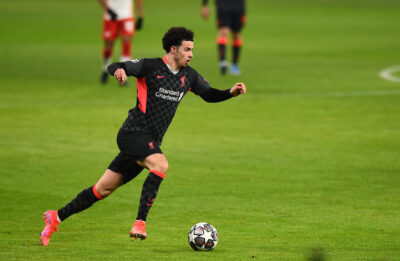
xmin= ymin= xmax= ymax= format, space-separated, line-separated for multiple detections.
xmin=174 ymin=41 xmax=194 ymax=68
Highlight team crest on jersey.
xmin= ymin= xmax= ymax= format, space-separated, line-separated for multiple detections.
xmin=180 ymin=75 xmax=186 ymax=87
xmin=148 ymin=142 xmax=155 ymax=150
xmin=131 ymin=59 xmax=141 ymax=63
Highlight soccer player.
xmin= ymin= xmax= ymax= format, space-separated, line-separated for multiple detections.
xmin=40 ymin=27 xmax=246 ymax=246
xmin=201 ymin=0 xmax=246 ymax=75
xmin=99 ymin=0 xmax=144 ymax=84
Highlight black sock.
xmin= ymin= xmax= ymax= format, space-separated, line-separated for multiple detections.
xmin=57 ymin=186 xmax=102 ymax=221
xmin=233 ymin=46 xmax=241 ymax=65
xmin=136 ymin=172 xmax=164 ymax=221
xmin=218 ymin=44 xmax=227 ymax=62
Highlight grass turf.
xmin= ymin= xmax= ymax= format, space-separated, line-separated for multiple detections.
xmin=0 ymin=0 xmax=399 ymax=260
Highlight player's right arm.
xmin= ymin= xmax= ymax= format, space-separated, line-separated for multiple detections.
xmin=113 ymin=68 xmax=127 ymax=85
xmin=107 ymin=59 xmax=146 ymax=84
xmin=98 ymin=0 xmax=117 ymax=20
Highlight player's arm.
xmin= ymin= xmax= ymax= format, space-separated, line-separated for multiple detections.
xmin=229 ymin=83 xmax=247 ymax=97
xmin=107 ymin=59 xmax=145 ymax=84
xmin=201 ymin=0 xmax=210 ymax=20
xmin=191 ymin=70 xmax=246 ymax=102
xmin=199 ymin=83 xmax=246 ymax=102
xmin=98 ymin=0 xmax=117 ymax=20
xmin=135 ymin=0 xmax=144 ymax=30
xmin=199 ymin=88 xmax=231 ymax=103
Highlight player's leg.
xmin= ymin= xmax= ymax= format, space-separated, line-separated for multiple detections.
xmin=121 ymin=36 xmax=132 ymax=62
xmin=58 ymin=170 xmax=124 ymax=220
xmin=40 ymin=169 xmax=124 ymax=246
xmin=217 ymin=27 xmax=230 ymax=75
xmin=102 ymin=40 xmax=115 ymax=83
xmin=130 ymin=153 xmax=168 ymax=240
xmin=116 ymin=19 xmax=135 ymax=86
xmin=136 ymin=153 xmax=168 ymax=222
xmin=120 ymin=18 xmax=135 ymax=62
xmin=216 ymin=9 xmax=230 ymax=74
xmin=230 ymin=32 xmax=242 ymax=75
xmin=41 ymin=129 xmax=146 ymax=246
xmin=230 ymin=12 xmax=246 ymax=75
xmin=101 ymin=19 xmax=118 ymax=83
xmin=115 ymin=130 xmax=165 ymax=240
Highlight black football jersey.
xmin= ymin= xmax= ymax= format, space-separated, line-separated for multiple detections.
xmin=117 ymin=57 xmax=212 ymax=145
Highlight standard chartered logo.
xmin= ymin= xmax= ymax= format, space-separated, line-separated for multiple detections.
xmin=155 ymin=88 xmax=184 ymax=102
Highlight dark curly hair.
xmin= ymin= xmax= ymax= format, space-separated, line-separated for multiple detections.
xmin=162 ymin=27 xmax=194 ymax=53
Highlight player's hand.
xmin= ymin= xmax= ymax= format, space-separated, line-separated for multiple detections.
xmin=107 ymin=8 xmax=117 ymax=20
xmin=136 ymin=17 xmax=143 ymax=30
xmin=230 ymin=83 xmax=246 ymax=97
xmin=201 ymin=6 xmax=209 ymax=20
xmin=114 ymin=68 xmax=127 ymax=85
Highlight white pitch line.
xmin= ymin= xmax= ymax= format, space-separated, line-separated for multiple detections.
xmin=268 ymin=89 xmax=400 ymax=98
xmin=1 ymin=90 xmax=400 ymax=109
xmin=379 ymin=65 xmax=400 ymax=83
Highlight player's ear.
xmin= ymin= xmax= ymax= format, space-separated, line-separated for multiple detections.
xmin=170 ymin=46 xmax=177 ymax=54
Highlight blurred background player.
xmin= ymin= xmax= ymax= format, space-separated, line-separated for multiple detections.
xmin=201 ymin=0 xmax=246 ymax=75
xmin=99 ymin=0 xmax=144 ymax=84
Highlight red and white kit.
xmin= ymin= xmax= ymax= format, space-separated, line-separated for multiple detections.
xmin=102 ymin=0 xmax=135 ymax=40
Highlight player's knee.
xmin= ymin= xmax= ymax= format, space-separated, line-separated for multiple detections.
xmin=218 ymin=28 xmax=230 ymax=37
xmin=233 ymin=33 xmax=241 ymax=40
xmin=152 ymin=159 xmax=168 ymax=174
xmin=100 ymin=188 xmax=114 ymax=198
xmin=156 ymin=161 xmax=168 ymax=174
xmin=95 ymin=184 xmax=115 ymax=199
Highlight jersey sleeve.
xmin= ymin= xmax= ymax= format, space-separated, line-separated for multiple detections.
xmin=123 ymin=59 xmax=146 ymax=77
xmin=190 ymin=70 xmax=211 ymax=96
xmin=190 ymin=69 xmax=232 ymax=103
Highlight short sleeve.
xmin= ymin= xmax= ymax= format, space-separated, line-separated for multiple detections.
xmin=124 ymin=58 xmax=146 ymax=77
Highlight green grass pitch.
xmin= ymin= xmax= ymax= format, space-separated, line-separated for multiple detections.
xmin=1 ymin=0 xmax=400 ymax=260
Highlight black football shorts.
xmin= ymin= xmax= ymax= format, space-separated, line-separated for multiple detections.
xmin=217 ymin=10 xmax=245 ymax=32
xmin=108 ymin=130 xmax=163 ymax=183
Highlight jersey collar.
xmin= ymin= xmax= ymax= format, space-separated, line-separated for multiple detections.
xmin=162 ymin=55 xmax=182 ymax=75
xmin=162 ymin=55 xmax=168 ymax=65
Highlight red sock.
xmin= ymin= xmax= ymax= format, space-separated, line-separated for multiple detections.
xmin=122 ymin=41 xmax=131 ymax=58
xmin=103 ymin=49 xmax=112 ymax=60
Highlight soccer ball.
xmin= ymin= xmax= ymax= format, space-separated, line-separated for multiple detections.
xmin=188 ymin=222 xmax=218 ymax=251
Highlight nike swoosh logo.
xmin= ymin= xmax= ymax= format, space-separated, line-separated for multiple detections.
xmin=157 ymin=75 xmax=166 ymax=79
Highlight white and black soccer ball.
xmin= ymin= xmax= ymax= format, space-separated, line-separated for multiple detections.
xmin=188 ymin=222 xmax=218 ymax=251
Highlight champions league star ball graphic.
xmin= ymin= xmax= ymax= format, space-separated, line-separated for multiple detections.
xmin=188 ymin=222 xmax=218 ymax=251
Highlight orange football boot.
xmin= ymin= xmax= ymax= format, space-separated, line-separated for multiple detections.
xmin=40 ymin=210 xmax=60 ymax=246
xmin=130 ymin=219 xmax=147 ymax=240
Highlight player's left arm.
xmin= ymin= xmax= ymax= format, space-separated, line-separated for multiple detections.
xmin=229 ymin=82 xmax=246 ymax=97
xmin=98 ymin=0 xmax=118 ymax=20
xmin=199 ymin=83 xmax=246 ymax=102
xmin=191 ymin=70 xmax=246 ymax=102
